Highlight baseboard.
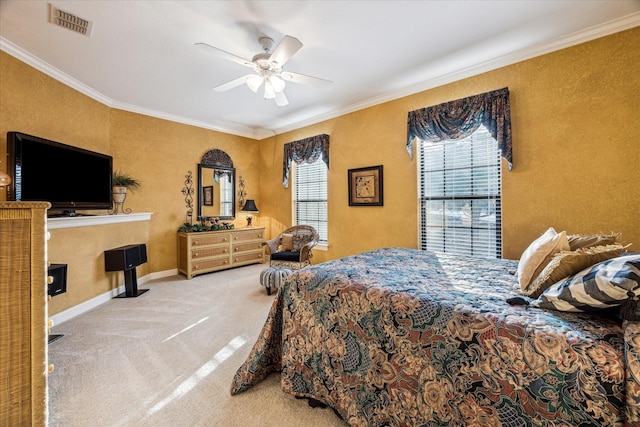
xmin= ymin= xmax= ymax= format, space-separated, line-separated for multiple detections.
xmin=50 ymin=268 xmax=179 ymax=325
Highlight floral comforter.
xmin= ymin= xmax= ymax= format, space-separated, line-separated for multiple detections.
xmin=231 ymin=248 xmax=640 ymax=426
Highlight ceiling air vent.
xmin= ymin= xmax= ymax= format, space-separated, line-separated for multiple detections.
xmin=49 ymin=4 xmax=93 ymax=36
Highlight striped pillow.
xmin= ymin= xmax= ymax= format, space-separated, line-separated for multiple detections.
xmin=533 ymin=254 xmax=640 ymax=313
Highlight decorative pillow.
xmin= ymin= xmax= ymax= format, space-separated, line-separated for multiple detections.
xmin=533 ymin=254 xmax=640 ymax=316
xmin=292 ymin=233 xmax=312 ymax=252
xmin=521 ymin=243 xmax=627 ymax=298
xmin=518 ymin=228 xmax=570 ymax=293
xmin=567 ymin=232 xmax=621 ymax=251
xmin=279 ymin=233 xmax=294 ymax=251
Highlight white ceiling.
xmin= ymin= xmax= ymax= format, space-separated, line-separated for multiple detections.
xmin=1 ymin=1 xmax=639 ymax=140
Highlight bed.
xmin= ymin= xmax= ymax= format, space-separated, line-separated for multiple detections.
xmin=230 ymin=247 xmax=640 ymax=426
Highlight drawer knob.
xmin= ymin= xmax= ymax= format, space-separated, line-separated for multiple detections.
xmin=223 ymin=238 xmax=227 ymax=241
xmin=48 ymin=364 xmax=55 ymax=373
xmin=234 ymin=248 xmax=238 ymax=251
xmin=193 ymin=240 xmax=199 ymax=245
xmin=47 ymin=276 xmax=54 ymax=285
xmin=194 ymin=252 xmax=198 ymax=257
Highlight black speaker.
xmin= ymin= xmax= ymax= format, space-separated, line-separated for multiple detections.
xmin=104 ymin=244 xmax=147 ymax=271
xmin=48 ymin=263 xmax=67 ymax=297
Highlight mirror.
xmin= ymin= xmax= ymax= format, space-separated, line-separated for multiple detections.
xmin=197 ymin=149 xmax=236 ymax=220
xmin=197 ymin=164 xmax=236 ymax=220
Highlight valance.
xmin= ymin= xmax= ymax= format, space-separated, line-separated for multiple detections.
xmin=406 ymin=87 xmax=512 ymax=170
xmin=282 ymin=134 xmax=330 ymax=188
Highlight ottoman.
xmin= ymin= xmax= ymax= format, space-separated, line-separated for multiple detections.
xmin=260 ymin=266 xmax=293 ymax=295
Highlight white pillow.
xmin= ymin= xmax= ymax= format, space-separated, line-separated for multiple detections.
xmin=518 ymin=227 xmax=569 ymax=292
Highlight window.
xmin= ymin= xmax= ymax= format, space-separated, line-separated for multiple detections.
xmin=293 ymin=157 xmax=328 ymax=244
xmin=418 ymin=125 xmax=502 ymax=258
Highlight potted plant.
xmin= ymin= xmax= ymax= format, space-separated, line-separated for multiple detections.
xmin=112 ymin=171 xmax=141 ymax=204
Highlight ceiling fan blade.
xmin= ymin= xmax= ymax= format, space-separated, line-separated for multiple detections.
xmin=213 ymin=75 xmax=254 ymax=92
xmin=280 ymin=71 xmax=333 ymax=89
xmin=274 ymin=91 xmax=289 ymax=107
xmin=195 ymin=42 xmax=254 ymax=68
xmin=269 ymin=35 xmax=302 ymax=67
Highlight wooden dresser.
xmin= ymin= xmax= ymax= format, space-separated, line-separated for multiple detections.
xmin=0 ymin=202 xmax=50 ymax=426
xmin=177 ymin=227 xmax=265 ymax=279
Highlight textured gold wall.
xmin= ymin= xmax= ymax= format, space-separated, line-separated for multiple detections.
xmin=1 ymin=27 xmax=638 ymax=315
xmin=0 ymin=51 xmax=259 ymax=315
xmin=47 ymin=222 xmax=150 ymax=315
xmin=259 ymin=27 xmax=640 ymax=263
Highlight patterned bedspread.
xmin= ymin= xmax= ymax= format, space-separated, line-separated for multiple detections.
xmin=231 ymin=248 xmax=640 ymax=426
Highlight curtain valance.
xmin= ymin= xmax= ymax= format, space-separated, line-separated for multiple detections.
xmin=406 ymin=87 xmax=512 ymax=170
xmin=282 ymin=134 xmax=330 ymax=188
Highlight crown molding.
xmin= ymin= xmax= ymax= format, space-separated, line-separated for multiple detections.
xmin=270 ymin=13 xmax=640 ymax=136
xmin=2 ymin=12 xmax=638 ymax=141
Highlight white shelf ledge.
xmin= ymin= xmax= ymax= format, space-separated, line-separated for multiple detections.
xmin=48 ymin=212 xmax=153 ymax=229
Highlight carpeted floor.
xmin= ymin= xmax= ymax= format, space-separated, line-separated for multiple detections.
xmin=47 ymin=264 xmax=346 ymax=426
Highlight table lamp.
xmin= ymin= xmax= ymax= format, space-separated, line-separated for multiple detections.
xmin=241 ymin=199 xmax=259 ymax=227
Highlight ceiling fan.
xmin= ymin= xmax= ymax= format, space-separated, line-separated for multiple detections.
xmin=196 ymin=35 xmax=332 ymax=106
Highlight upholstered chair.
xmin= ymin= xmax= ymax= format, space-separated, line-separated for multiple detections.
xmin=263 ymin=225 xmax=319 ymax=270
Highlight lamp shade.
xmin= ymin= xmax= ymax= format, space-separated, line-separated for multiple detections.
xmin=246 ymin=74 xmax=263 ymax=92
xmin=241 ymin=199 xmax=259 ymax=213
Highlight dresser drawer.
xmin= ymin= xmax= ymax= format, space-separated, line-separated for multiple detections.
xmin=191 ymin=234 xmax=229 ymax=247
xmin=233 ymin=241 xmax=264 ymax=253
xmin=231 ymin=229 xmax=264 ymax=242
xmin=192 ymin=246 xmax=229 ymax=259
xmin=192 ymin=257 xmax=230 ymax=272
xmin=233 ymin=251 xmax=264 ymax=264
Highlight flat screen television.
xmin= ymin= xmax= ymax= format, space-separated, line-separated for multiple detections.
xmin=6 ymin=131 xmax=113 ymax=216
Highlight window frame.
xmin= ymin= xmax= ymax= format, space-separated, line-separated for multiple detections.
xmin=417 ymin=125 xmax=502 ymax=258
xmin=292 ymin=156 xmax=329 ymax=247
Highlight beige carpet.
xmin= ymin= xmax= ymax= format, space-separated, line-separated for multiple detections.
xmin=48 ymin=264 xmax=346 ymax=426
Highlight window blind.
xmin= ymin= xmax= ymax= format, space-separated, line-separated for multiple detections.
xmin=294 ymin=158 xmax=328 ymax=243
xmin=418 ymin=125 xmax=502 ymax=258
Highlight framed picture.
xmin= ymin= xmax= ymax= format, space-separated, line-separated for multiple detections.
xmin=348 ymin=165 xmax=383 ymax=206
xmin=203 ymin=186 xmax=214 ymax=206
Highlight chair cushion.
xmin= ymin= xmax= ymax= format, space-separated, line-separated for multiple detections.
xmin=271 ymin=251 xmax=300 ymax=262
xmin=292 ymin=233 xmax=313 ymax=251
xmin=280 ymin=233 xmax=294 ymax=251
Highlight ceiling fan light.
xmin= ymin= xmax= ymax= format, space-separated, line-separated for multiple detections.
xmin=271 ymin=76 xmax=286 ymax=92
xmin=264 ymin=80 xmax=276 ymax=99
xmin=246 ymin=74 xmax=263 ymax=92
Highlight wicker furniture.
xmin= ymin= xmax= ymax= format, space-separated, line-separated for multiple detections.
xmin=0 ymin=202 xmax=50 ymax=426
xmin=263 ymin=225 xmax=319 ymax=270
xmin=178 ymin=227 xmax=265 ymax=279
